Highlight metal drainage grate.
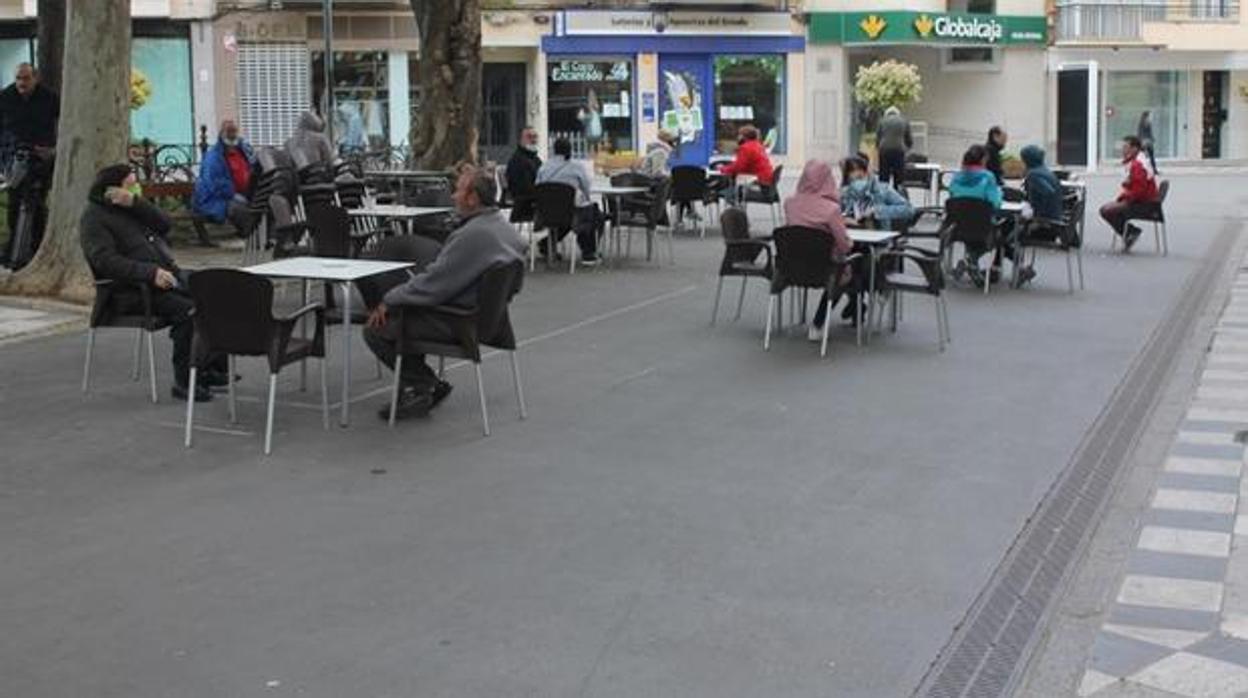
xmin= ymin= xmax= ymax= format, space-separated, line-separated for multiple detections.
xmin=913 ymin=225 xmax=1239 ymax=698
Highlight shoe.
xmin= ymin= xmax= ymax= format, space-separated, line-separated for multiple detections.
xmin=173 ymin=383 xmax=214 ymax=402
xmin=580 ymin=255 xmax=601 ymax=267
xmin=431 ymin=380 xmax=453 ymax=409
xmin=807 ymin=324 xmax=824 ymax=342
xmin=1015 ymin=266 xmax=1037 ymax=288
xmin=201 ymin=371 xmax=240 ymax=389
xmin=377 ymin=387 xmax=433 ymax=421
xmin=966 ymin=266 xmax=986 ymax=288
xmin=1123 ymin=224 xmax=1142 ymax=252
xmin=988 ymin=268 xmax=1002 ymax=285
xmin=952 ymin=259 xmax=968 ymax=281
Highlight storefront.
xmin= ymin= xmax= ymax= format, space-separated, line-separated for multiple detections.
xmin=541 ymin=9 xmax=806 ymax=167
xmin=805 ymin=10 xmax=1048 ymax=167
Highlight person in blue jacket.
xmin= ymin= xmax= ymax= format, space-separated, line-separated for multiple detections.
xmin=838 ymin=155 xmax=914 ymax=231
xmin=192 ymin=119 xmax=257 ymax=237
xmin=948 ymin=144 xmax=1004 ymax=285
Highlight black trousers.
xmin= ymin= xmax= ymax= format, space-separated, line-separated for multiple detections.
xmin=116 ymin=284 xmax=223 ymax=387
xmin=546 ymin=204 xmax=601 ymax=256
xmin=363 ymin=311 xmax=458 ymax=394
xmin=2 ymin=160 xmax=51 ymax=265
xmin=878 ymin=148 xmax=906 ymax=189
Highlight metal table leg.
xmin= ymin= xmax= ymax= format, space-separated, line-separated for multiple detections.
xmin=339 ymin=281 xmax=352 ymax=427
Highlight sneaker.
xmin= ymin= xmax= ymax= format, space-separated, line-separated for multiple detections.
xmin=580 ymin=255 xmax=601 ymax=267
xmin=431 ymin=380 xmax=453 ymax=409
xmin=1015 ymin=266 xmax=1037 ymax=288
xmin=807 ymin=324 xmax=824 ymax=342
xmin=1123 ymin=224 xmax=1142 ymax=252
xmin=173 ymin=383 xmax=214 ymax=402
xmin=377 ymin=388 xmax=433 ymax=422
xmin=952 ymin=259 xmax=969 ymax=282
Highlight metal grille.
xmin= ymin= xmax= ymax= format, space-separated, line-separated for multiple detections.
xmin=1056 ymin=0 xmax=1240 ymax=41
xmin=236 ymin=43 xmax=310 ymax=148
xmin=913 ymin=224 xmax=1238 ymax=698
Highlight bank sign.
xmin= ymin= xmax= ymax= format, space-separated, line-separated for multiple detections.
xmin=808 ymin=11 xmax=1047 ymax=46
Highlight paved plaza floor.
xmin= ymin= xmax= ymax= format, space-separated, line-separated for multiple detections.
xmin=2 ymin=173 xmax=1246 ymax=697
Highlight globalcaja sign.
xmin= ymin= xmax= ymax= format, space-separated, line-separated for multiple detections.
xmin=808 ymin=11 xmax=1047 ymax=46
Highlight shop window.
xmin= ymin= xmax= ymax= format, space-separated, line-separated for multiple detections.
xmin=0 ymin=38 xmax=31 ymax=83
xmin=546 ymin=58 xmax=635 ymax=158
xmin=312 ymin=51 xmax=391 ymax=152
xmin=713 ymin=55 xmax=785 ymax=155
xmin=1102 ymin=71 xmax=1189 ymax=160
xmin=130 ymin=38 xmax=193 ymax=146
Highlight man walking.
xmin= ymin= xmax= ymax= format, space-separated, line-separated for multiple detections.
xmin=0 ymin=62 xmax=59 ymax=268
xmin=875 ymin=106 xmax=912 ymax=189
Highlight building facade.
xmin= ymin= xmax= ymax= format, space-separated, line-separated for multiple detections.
xmin=1048 ymin=0 xmax=1248 ymax=166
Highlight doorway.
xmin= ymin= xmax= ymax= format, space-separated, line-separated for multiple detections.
xmin=1057 ymin=69 xmax=1089 ymax=167
xmin=480 ymin=63 xmax=527 ymax=165
xmin=1202 ymin=71 xmax=1228 ymax=159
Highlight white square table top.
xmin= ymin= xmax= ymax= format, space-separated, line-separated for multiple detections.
xmin=1000 ymin=201 xmax=1027 ymax=213
xmin=848 ymin=230 xmax=901 ymax=245
xmin=243 ymin=257 xmax=415 ymax=282
xmin=591 ymin=186 xmax=649 ymax=195
xmin=910 ymin=162 xmax=944 ymax=171
xmin=348 ymin=205 xmax=452 ymax=218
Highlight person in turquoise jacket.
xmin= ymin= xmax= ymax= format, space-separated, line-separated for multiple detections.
xmin=948 ymin=144 xmax=1004 ymax=284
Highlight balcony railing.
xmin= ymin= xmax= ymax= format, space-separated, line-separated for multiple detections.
xmin=1056 ymin=0 xmax=1240 ymax=41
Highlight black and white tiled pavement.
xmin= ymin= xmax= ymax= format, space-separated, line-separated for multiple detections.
xmin=1080 ymin=266 xmax=1248 ymax=696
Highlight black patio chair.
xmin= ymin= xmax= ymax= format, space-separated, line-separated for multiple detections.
xmin=184 ymin=269 xmax=328 ymax=455
xmin=940 ymin=197 xmax=1000 ymax=295
xmin=764 ymin=225 xmax=861 ymax=358
xmin=1015 ymin=193 xmax=1086 ymax=293
xmin=872 ymin=244 xmax=950 ymax=351
xmin=81 ymin=278 xmax=172 ymax=403
xmin=1123 ymin=178 xmax=1170 ymax=256
xmin=742 ymin=164 xmax=784 ymax=228
xmin=710 ymin=206 xmax=772 ymax=326
xmin=670 ymin=165 xmax=712 ymax=237
xmin=533 ymin=182 xmax=578 ymax=273
xmin=385 ymin=260 xmax=527 ymax=434
xmin=612 ymin=175 xmax=674 ymax=264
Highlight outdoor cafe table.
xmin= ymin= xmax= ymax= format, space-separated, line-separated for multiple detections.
xmin=909 ymin=162 xmax=944 ymax=205
xmin=348 ymin=205 xmax=452 ymax=236
xmin=591 ymin=185 xmax=649 ymax=262
xmin=848 ymin=229 xmax=901 ymax=345
xmin=243 ymin=257 xmax=416 ymax=427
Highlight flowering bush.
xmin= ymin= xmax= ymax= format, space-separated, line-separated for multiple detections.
xmin=853 ymin=60 xmax=922 ymax=126
xmin=130 ymin=69 xmax=152 ymax=111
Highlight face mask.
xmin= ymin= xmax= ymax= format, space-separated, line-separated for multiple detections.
xmin=223 ymin=136 xmax=239 ymax=147
xmin=522 ymin=142 xmax=538 ymax=153
xmin=127 ymin=182 xmax=142 ymax=198
xmin=850 ymin=178 xmax=869 ymax=193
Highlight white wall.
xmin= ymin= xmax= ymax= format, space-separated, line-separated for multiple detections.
xmin=848 ymin=46 xmax=1048 ymax=165
xmin=1228 ymin=71 xmax=1248 ymax=159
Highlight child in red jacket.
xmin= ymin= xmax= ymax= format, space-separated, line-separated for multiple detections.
xmin=1100 ymin=135 xmax=1159 ymax=252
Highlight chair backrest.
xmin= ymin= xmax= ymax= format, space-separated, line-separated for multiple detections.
xmin=772 ymin=225 xmax=836 ymax=288
xmin=942 ymin=197 xmax=997 ymax=246
xmin=305 ymin=202 xmax=354 ymax=258
xmin=649 ymin=177 xmax=672 ymax=220
xmin=335 ymin=179 xmax=368 ymax=209
xmin=1157 ymin=179 xmax=1170 ymax=204
xmin=188 ymin=269 xmax=274 ymax=356
xmin=355 ymin=235 xmax=440 ymax=308
xmin=766 ymin=164 xmax=784 ymax=198
xmin=534 ymin=182 xmax=576 ymax=230
xmin=671 ymin=165 xmax=708 ymax=201
xmin=720 ymin=206 xmax=750 ymax=242
xmin=475 ymin=259 xmax=525 ymax=350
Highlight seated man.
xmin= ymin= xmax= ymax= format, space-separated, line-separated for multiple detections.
xmin=192 ymin=119 xmax=256 ymax=237
xmin=364 ymin=167 xmax=527 ymax=421
xmin=1013 ymin=144 xmax=1065 ymax=287
xmin=80 ymin=164 xmax=229 ymax=402
xmin=1099 ymin=135 xmax=1159 ymax=252
xmin=839 ymin=155 xmax=914 ymax=231
xmin=536 ymin=137 xmax=602 ymax=265
xmin=715 ymin=125 xmax=774 ymax=203
xmin=505 ymin=125 xmax=541 ymax=219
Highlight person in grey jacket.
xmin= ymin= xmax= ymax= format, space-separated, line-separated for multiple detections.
xmin=875 ymin=106 xmax=912 ymax=189
xmin=284 ymin=111 xmax=335 ymax=173
xmin=535 ymin=137 xmax=602 ymax=264
xmin=364 ymin=167 xmax=527 ymax=420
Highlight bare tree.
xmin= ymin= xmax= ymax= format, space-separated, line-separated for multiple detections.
xmin=408 ymin=0 xmax=483 ymax=170
xmin=0 ymin=0 xmax=130 ymax=302
xmin=36 ymin=0 xmax=66 ymax=95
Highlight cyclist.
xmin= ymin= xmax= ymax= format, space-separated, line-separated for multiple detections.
xmin=0 ymin=62 xmax=59 ymax=268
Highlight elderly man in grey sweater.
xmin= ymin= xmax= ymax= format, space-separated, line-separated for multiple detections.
xmin=364 ymin=167 xmax=527 ymax=420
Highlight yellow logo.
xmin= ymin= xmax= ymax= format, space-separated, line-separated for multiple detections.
xmin=859 ymin=15 xmax=888 ymax=40
xmin=914 ymin=14 xmax=935 ymax=37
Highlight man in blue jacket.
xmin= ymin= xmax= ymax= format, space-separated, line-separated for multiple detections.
xmin=192 ymin=120 xmax=256 ymax=236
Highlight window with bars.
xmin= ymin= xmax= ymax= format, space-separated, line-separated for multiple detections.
xmin=236 ymin=43 xmax=311 ymax=147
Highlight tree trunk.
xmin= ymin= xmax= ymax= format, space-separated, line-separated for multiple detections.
xmin=0 ymin=0 xmax=130 ymax=303
xmin=36 ymin=0 xmax=66 ymax=96
xmin=409 ymin=0 xmax=482 ymax=170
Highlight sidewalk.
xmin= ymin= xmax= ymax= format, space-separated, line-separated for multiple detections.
xmin=1078 ymin=253 xmax=1248 ymax=697
xmin=0 ymin=297 xmax=85 ymax=345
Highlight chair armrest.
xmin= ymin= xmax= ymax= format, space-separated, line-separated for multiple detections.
xmin=274 ymin=301 xmax=325 ymax=325
xmin=878 ymin=250 xmax=944 ymax=289
xmin=892 ymin=243 xmax=941 ymax=258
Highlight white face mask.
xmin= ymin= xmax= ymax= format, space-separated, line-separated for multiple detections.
xmin=522 ymin=142 xmax=538 ymax=154
xmin=223 ymin=136 xmax=239 ymax=147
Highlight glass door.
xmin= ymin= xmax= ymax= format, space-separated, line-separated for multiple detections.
xmin=658 ymin=54 xmax=713 ymax=167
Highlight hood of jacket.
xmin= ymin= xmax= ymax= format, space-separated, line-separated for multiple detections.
xmin=950 ymin=166 xmax=995 ymax=189
xmin=1020 ymin=145 xmax=1046 ymax=169
xmin=646 ymin=140 xmax=672 ymax=155
xmin=794 ymin=159 xmax=839 ymax=202
xmin=297 ymin=111 xmax=325 ymax=134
